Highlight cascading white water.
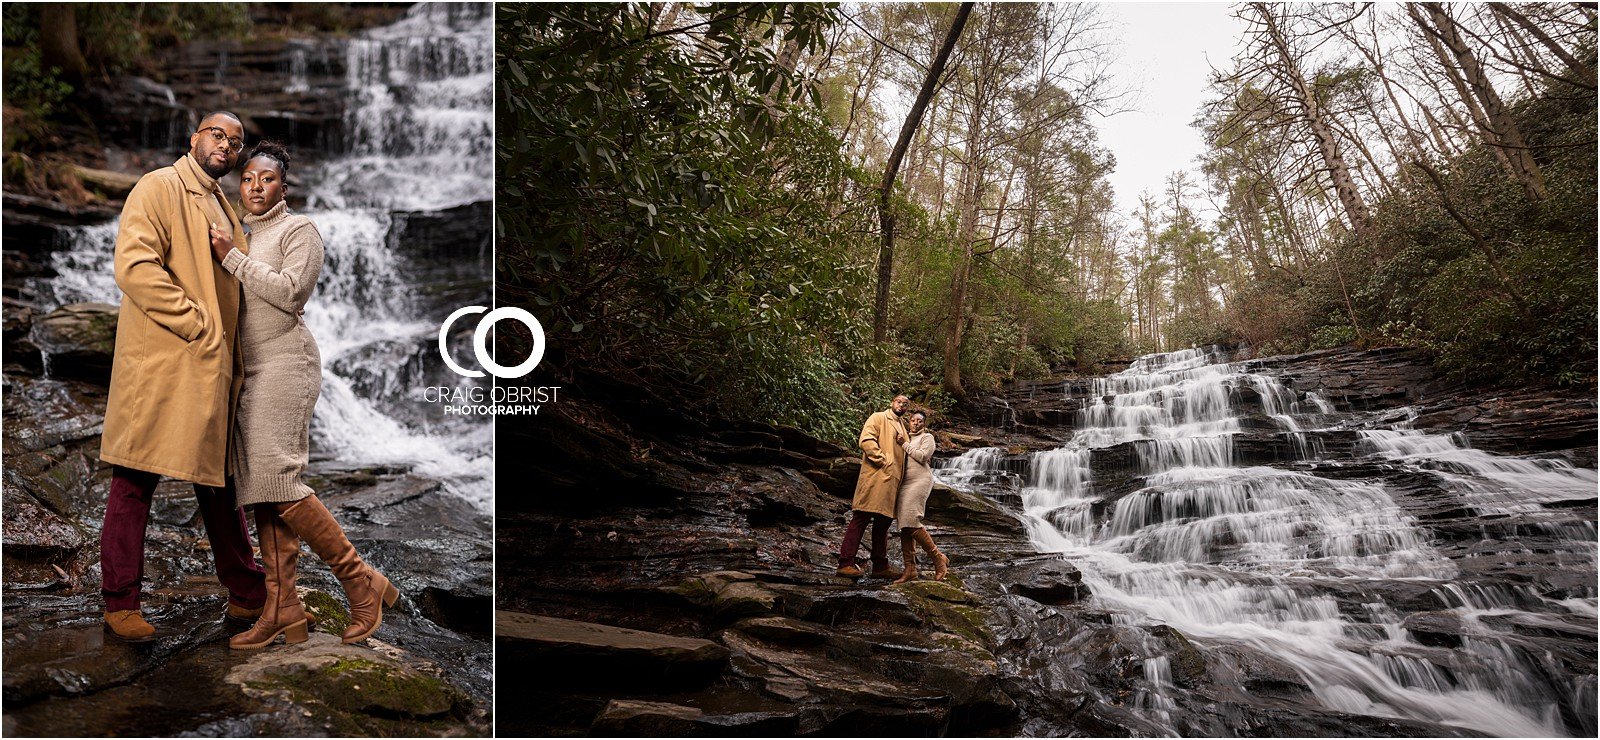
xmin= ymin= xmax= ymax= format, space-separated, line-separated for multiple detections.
xmin=292 ymin=2 xmax=494 ymax=509
xmin=311 ymin=2 xmax=492 ymax=212
xmin=938 ymin=347 xmax=1596 ymax=736
xmin=36 ymin=3 xmax=493 ymax=510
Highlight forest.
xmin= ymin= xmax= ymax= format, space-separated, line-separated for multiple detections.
xmin=495 ymin=2 xmax=1596 ymax=446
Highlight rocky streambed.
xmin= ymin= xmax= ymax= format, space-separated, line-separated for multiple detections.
xmin=496 ymin=346 xmax=1596 ymax=737
xmin=2 ymin=341 xmax=492 ymax=737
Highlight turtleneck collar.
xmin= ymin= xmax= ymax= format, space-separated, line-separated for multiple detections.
xmin=181 ymin=152 xmax=221 ymax=192
xmin=243 ymin=199 xmax=290 ymax=230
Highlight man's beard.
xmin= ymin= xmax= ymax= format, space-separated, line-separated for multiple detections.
xmin=198 ymin=153 xmax=231 ymax=180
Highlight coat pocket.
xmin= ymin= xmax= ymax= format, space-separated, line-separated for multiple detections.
xmin=182 ymin=304 xmax=215 ymax=359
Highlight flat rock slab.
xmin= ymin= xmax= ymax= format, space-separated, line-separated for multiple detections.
xmin=496 ymin=611 xmax=729 ymax=692
xmin=591 ymin=697 xmax=799 ymax=736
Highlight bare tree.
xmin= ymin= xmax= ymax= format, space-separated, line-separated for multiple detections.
xmin=1411 ymin=2 xmax=1548 ymax=202
xmin=873 ymin=3 xmax=973 ymax=343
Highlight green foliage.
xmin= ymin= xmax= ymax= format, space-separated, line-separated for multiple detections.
xmin=497 ymin=3 xmax=899 ymax=445
xmin=74 ymin=4 xmax=253 ymax=72
xmin=498 ymin=3 xmax=1133 ymax=441
xmin=1354 ymin=75 xmax=1597 ymax=386
xmin=1206 ymin=47 xmax=1596 ymax=387
xmin=2 ymin=3 xmax=251 ymax=150
xmin=1 ymin=46 xmax=74 ymax=150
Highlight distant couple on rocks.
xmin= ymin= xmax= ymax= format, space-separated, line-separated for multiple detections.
xmin=835 ymin=394 xmax=949 ymax=583
xmin=98 ymin=111 xmax=395 ymax=648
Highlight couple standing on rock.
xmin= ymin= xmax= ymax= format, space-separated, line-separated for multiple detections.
xmin=98 ymin=111 xmax=395 ymax=649
xmin=835 ymin=394 xmax=950 ymax=583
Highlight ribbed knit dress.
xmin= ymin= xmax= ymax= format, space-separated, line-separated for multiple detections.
xmin=895 ymin=431 xmax=937 ymax=529
xmin=222 ymin=200 xmax=324 ymax=507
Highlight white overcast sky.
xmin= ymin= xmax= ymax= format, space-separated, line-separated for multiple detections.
xmin=1093 ymin=2 xmax=1248 ymax=222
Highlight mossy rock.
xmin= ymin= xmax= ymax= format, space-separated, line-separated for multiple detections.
xmin=302 ymin=588 xmax=353 ymax=636
xmin=315 ymin=657 xmax=460 ymax=718
xmin=895 ymin=579 xmax=993 ymax=646
xmin=895 ymin=579 xmax=977 ymax=605
xmin=33 ymin=303 xmax=117 ymax=356
xmin=231 ymin=637 xmax=481 ymax=737
xmin=932 ymin=631 xmax=995 ymax=662
xmin=668 ymin=571 xmax=777 ymax=620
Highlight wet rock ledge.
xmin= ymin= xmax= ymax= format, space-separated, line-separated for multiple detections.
xmin=495 ymin=370 xmax=1067 ymax=736
xmin=496 ymin=346 xmax=1592 ymax=737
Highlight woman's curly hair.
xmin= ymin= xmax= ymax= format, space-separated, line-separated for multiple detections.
xmin=247 ymin=139 xmax=291 ymax=175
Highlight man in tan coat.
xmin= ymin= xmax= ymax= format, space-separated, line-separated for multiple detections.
xmin=835 ymin=394 xmax=910 ymax=578
xmin=98 ymin=112 xmax=266 ymax=640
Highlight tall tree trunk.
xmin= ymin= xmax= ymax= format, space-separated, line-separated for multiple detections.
xmin=1416 ymin=12 xmax=1517 ymax=173
xmin=1253 ymin=4 xmax=1371 ymax=239
xmin=40 ymin=6 xmax=87 ymax=87
xmin=1417 ymin=3 xmax=1548 ymax=202
xmin=873 ymin=2 xmax=973 ymax=342
xmin=943 ymin=69 xmax=989 ymax=399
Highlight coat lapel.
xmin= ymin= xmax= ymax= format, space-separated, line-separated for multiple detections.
xmin=172 ymin=156 xmax=247 ymax=251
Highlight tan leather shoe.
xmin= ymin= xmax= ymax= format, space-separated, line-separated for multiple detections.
xmin=869 ymin=566 xmax=904 ymax=580
xmin=104 ymin=610 xmax=156 ymax=641
xmin=835 ymin=564 xmax=864 ymax=577
xmin=226 ymin=601 xmax=264 ymax=622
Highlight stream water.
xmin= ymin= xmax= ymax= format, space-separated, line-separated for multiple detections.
xmin=31 ymin=3 xmax=493 ymax=510
xmin=938 ymin=347 xmax=1597 ymax=737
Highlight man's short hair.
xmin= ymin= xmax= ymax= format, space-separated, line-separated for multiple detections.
xmin=893 ymin=394 xmax=911 ymax=402
xmin=198 ymin=110 xmax=243 ymax=128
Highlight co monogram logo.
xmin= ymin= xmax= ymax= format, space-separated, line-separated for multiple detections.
xmin=439 ymin=306 xmax=545 ymax=379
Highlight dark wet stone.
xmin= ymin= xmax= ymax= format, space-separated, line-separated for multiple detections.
xmin=30 ymin=303 xmax=117 ymax=384
xmin=1402 ymin=612 xmax=1465 ymax=648
xmin=1 ymin=376 xmax=106 ymax=454
xmin=2 ymin=299 xmax=43 ymax=376
xmin=1 ymin=476 xmax=87 ymax=560
xmin=2 ymin=600 xmax=229 ymax=706
xmin=729 ymin=616 xmax=830 ymax=647
xmin=926 ymin=483 xmax=1025 ymax=537
xmin=590 ymin=698 xmax=799 ymax=736
xmin=1001 ymin=558 xmax=1091 ymax=605
xmin=496 ymin=611 xmax=729 ymax=692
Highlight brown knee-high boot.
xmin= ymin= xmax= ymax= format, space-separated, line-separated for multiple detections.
xmin=892 ymin=530 xmax=920 ymax=584
xmin=912 ymin=528 xmax=948 ymax=580
xmin=279 ymin=494 xmax=399 ymax=644
xmin=230 ymin=505 xmax=309 ymax=649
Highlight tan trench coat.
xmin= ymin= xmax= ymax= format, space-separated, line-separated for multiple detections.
xmin=100 ymin=155 xmax=247 ymax=487
xmin=851 ymin=408 xmax=907 ymax=518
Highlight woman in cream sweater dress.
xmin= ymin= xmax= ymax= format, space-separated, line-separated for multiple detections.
xmin=894 ymin=409 xmax=949 ymax=583
xmin=207 ymin=140 xmax=398 ymax=649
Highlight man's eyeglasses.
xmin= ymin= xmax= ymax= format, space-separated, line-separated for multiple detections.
xmin=196 ymin=127 xmax=244 ymax=154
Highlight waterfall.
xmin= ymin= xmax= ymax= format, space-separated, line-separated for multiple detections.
xmin=35 ymin=3 xmax=493 ymax=510
xmin=938 ymin=347 xmax=1596 ymax=736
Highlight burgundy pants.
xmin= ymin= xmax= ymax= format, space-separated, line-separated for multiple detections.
xmin=837 ymin=510 xmax=892 ymax=569
xmin=100 ymin=466 xmax=267 ymax=612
